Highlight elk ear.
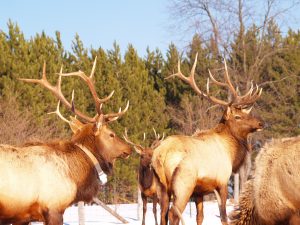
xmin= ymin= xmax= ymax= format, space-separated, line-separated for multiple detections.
xmin=94 ymin=114 xmax=104 ymax=135
xmin=69 ymin=116 xmax=84 ymax=133
xmin=241 ymin=106 xmax=253 ymax=114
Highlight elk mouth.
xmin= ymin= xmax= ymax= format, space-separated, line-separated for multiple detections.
xmin=256 ymin=124 xmax=264 ymax=132
xmin=120 ymin=152 xmax=130 ymax=159
xmin=253 ymin=121 xmax=264 ymax=132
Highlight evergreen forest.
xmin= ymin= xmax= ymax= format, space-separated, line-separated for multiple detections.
xmin=0 ymin=19 xmax=299 ymax=203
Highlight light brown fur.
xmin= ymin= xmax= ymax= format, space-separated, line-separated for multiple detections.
xmin=152 ymin=107 xmax=264 ymax=225
xmin=9 ymin=58 xmax=132 ymax=225
xmin=229 ymin=136 xmax=300 ymax=225
xmin=159 ymin=52 xmax=263 ymax=225
xmin=0 ymin=124 xmax=132 ymax=225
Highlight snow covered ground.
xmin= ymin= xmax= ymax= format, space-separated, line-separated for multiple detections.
xmin=46 ymin=201 xmax=234 ymax=225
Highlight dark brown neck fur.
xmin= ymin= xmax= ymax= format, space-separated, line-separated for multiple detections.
xmin=139 ymin=163 xmax=154 ymax=190
xmin=70 ymin=125 xmax=106 ymax=166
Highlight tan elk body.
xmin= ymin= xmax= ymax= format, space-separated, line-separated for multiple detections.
xmin=0 ymin=59 xmax=132 ymax=225
xmin=151 ymin=54 xmax=264 ymax=225
xmin=229 ymin=136 xmax=300 ymax=225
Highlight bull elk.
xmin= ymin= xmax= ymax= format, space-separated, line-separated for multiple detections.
xmin=151 ymin=54 xmax=264 ymax=225
xmin=0 ymin=58 xmax=132 ymax=225
xmin=123 ymin=128 xmax=165 ymax=225
xmin=229 ymin=136 xmax=300 ymax=225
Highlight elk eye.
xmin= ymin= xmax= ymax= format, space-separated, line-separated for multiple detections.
xmin=110 ymin=133 xmax=115 ymax=138
xmin=234 ymin=115 xmax=242 ymax=120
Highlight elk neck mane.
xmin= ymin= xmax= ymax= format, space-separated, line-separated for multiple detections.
xmin=216 ymin=122 xmax=249 ymax=172
xmin=70 ymin=124 xmax=111 ymax=163
xmin=139 ymin=163 xmax=154 ymax=190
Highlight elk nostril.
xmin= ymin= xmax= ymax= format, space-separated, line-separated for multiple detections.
xmin=258 ymin=122 xmax=264 ymax=128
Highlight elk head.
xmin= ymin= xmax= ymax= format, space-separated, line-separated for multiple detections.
xmin=20 ymin=58 xmax=132 ymax=175
xmin=167 ymin=53 xmax=264 ymax=140
xmin=123 ymin=128 xmax=165 ymax=167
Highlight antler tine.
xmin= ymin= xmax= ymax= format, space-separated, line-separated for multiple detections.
xmin=233 ymin=81 xmax=263 ymax=107
xmin=223 ymin=59 xmax=238 ymax=101
xmin=89 ymin=56 xmax=97 ymax=79
xmin=48 ymin=101 xmax=70 ymax=124
xmin=208 ymin=69 xmax=227 ymax=87
xmin=206 ymin=78 xmax=210 ymax=95
xmin=152 ymin=128 xmax=158 ymax=139
xmin=42 ymin=61 xmax=47 ymax=80
xmin=206 ymin=77 xmax=230 ymax=106
xmin=58 ymin=57 xmax=115 ymax=115
xmin=123 ymin=128 xmax=144 ymax=150
xmin=187 ymin=53 xmax=206 ymax=96
xmin=167 ymin=53 xmax=230 ymax=106
xmin=190 ymin=53 xmax=198 ymax=81
xmin=150 ymin=129 xmax=165 ymax=149
xmin=19 ymin=63 xmax=96 ymax=123
xmin=239 ymin=81 xmax=254 ymax=99
xmin=103 ymin=100 xmax=130 ymax=122
xmin=166 ymin=53 xmax=206 ymax=96
xmin=233 ymin=87 xmax=263 ymax=108
xmin=161 ymin=132 xmax=165 ymax=141
xmin=165 ymin=60 xmax=189 ymax=83
xmin=209 ymin=59 xmax=262 ymax=107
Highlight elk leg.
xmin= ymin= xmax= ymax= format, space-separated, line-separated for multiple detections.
xmin=43 ymin=210 xmax=63 ymax=225
xmin=153 ymin=195 xmax=158 ymax=225
xmin=159 ymin=186 xmax=170 ymax=225
xmin=216 ymin=185 xmax=228 ymax=225
xmin=195 ymin=194 xmax=204 ymax=225
xmin=169 ymin=167 xmax=196 ymax=225
xmin=141 ymin=193 xmax=147 ymax=225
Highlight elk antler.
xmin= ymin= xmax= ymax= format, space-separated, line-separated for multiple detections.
xmin=166 ymin=53 xmax=262 ymax=108
xmin=47 ymin=101 xmax=70 ymax=124
xmin=123 ymin=128 xmax=144 ymax=152
xmin=123 ymin=128 xmax=164 ymax=152
xmin=20 ymin=59 xmax=129 ymax=123
xmin=57 ymin=57 xmax=115 ymax=115
xmin=150 ymin=128 xmax=165 ymax=149
xmin=48 ymin=100 xmax=84 ymax=133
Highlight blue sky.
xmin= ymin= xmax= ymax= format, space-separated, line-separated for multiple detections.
xmin=1 ymin=1 xmax=300 ymax=58
xmin=0 ymin=0 xmax=174 ymax=57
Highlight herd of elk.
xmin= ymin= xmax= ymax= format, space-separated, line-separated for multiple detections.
xmin=0 ymin=58 xmax=132 ymax=225
xmin=151 ymin=53 xmax=264 ymax=225
xmin=123 ymin=128 xmax=165 ymax=225
xmin=3 ymin=54 xmax=298 ymax=225
xmin=229 ymin=136 xmax=300 ymax=225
